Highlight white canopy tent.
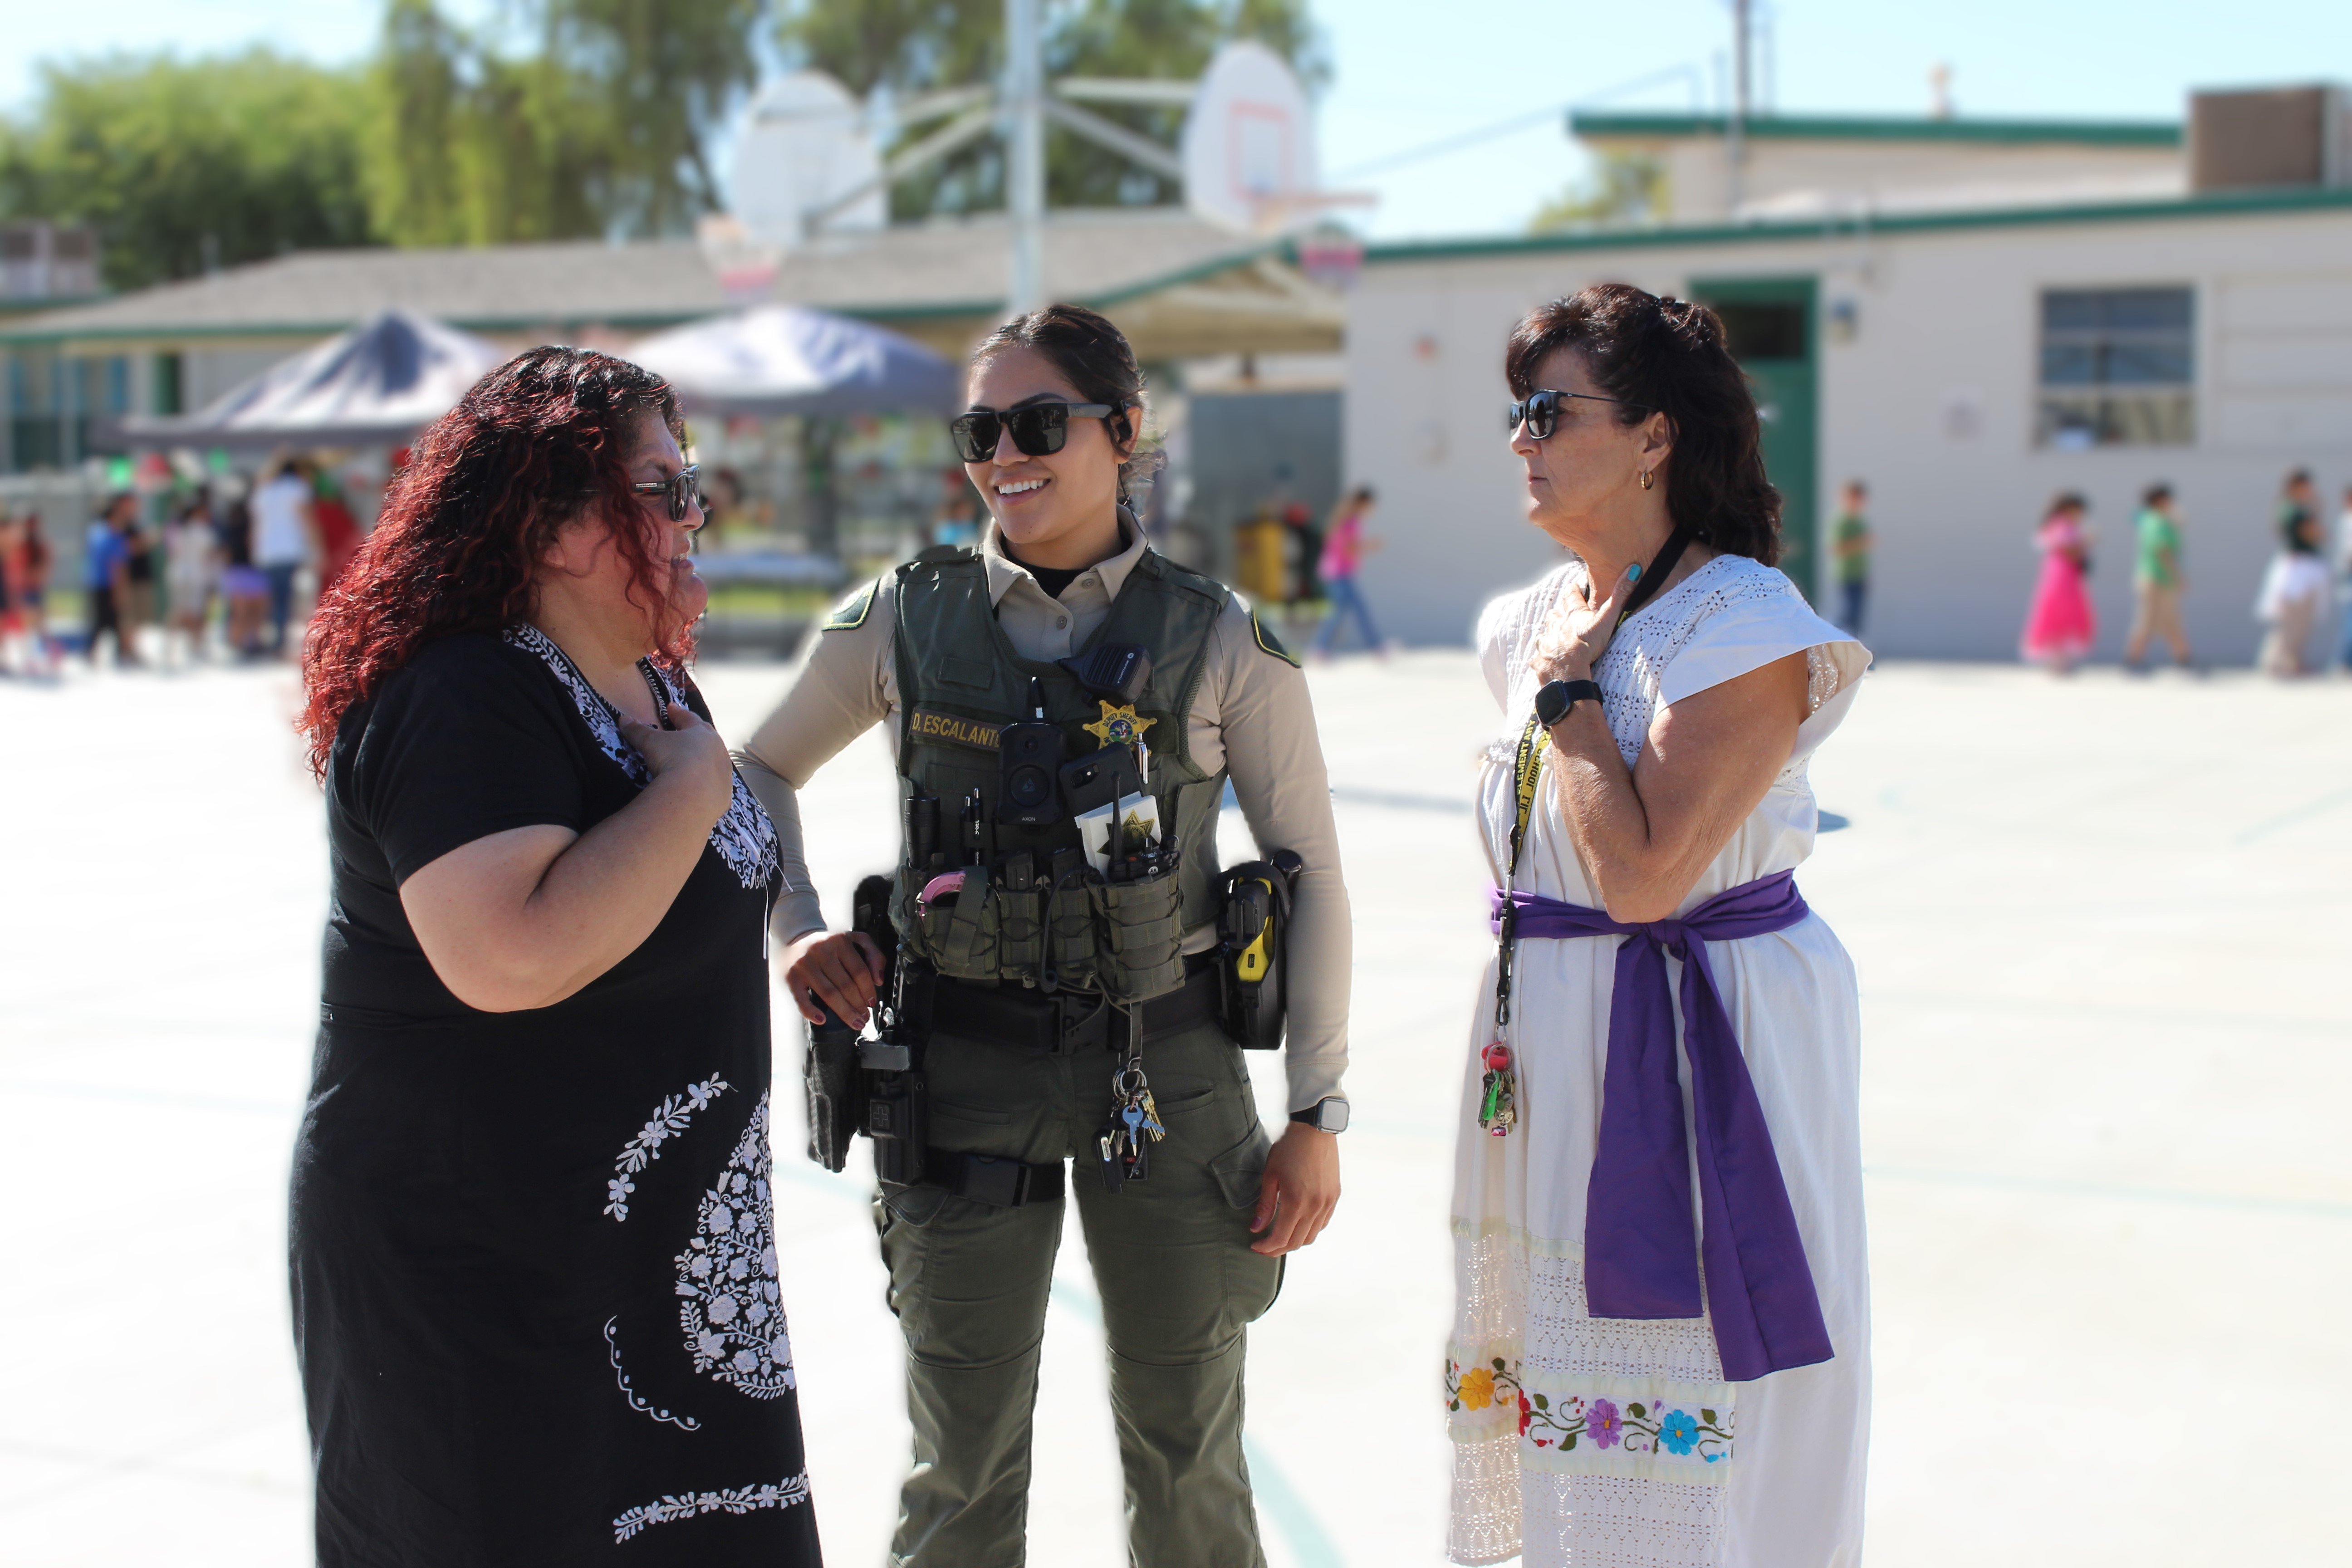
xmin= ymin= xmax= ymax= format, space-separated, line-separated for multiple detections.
xmin=627 ymin=303 xmax=960 ymax=418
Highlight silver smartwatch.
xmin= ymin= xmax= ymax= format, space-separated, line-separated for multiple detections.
xmin=1289 ymin=1097 xmax=1350 ymax=1133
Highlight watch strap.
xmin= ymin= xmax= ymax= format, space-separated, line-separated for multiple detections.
xmin=1535 ymin=678 xmax=1604 ymax=728
xmin=1289 ymin=1097 xmax=1348 ymax=1133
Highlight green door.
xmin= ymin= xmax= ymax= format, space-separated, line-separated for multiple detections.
xmin=1690 ymin=276 xmax=1818 ymax=601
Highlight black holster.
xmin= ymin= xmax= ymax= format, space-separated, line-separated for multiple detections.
xmin=803 ymin=874 xmax=934 ymax=1185
xmin=1215 ymin=850 xmax=1304 ymax=1050
xmin=803 ymin=1010 xmax=863 ymax=1173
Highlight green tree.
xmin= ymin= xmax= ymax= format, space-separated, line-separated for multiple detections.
xmin=367 ymin=0 xmax=760 ymax=247
xmin=774 ymin=0 xmax=1326 ymax=220
xmin=0 ymin=50 xmax=374 ymax=289
xmin=544 ymin=0 xmax=764 ymax=234
xmin=365 ymin=0 xmax=606 ymax=247
xmin=1530 ymin=152 xmax=1664 ymax=234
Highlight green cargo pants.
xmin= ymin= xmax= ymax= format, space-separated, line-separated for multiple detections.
xmin=874 ymin=1013 xmax=1284 ymax=1568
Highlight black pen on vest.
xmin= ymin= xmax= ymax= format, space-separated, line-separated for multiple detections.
xmin=961 ymin=788 xmax=985 ymax=866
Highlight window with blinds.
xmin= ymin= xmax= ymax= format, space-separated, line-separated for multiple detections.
xmin=2037 ymin=287 xmax=2195 ymax=447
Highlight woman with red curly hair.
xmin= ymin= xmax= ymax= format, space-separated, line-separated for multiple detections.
xmin=290 ymin=346 xmax=820 ymax=1566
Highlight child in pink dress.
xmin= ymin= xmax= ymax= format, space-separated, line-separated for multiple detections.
xmin=2022 ymin=493 xmax=2097 ymax=671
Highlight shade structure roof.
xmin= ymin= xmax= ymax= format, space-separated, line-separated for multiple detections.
xmin=115 ymin=307 xmax=507 ymax=450
xmin=628 ymin=303 xmax=960 ymax=417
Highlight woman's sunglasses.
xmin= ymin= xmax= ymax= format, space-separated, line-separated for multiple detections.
xmin=1506 ymin=388 xmax=1647 ymax=441
xmin=950 ymin=402 xmax=1117 ymax=464
xmin=587 ymin=465 xmax=705 ymax=522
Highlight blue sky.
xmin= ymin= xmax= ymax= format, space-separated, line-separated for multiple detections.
xmin=9 ymin=0 xmax=2349 ymax=239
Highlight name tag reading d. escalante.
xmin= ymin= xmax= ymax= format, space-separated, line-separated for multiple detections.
xmin=910 ymin=708 xmax=1002 ymax=751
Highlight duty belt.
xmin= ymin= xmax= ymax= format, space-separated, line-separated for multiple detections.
xmin=929 ymin=956 xmax=1222 ymax=1056
xmin=920 ymin=1148 xmax=1065 ymax=1208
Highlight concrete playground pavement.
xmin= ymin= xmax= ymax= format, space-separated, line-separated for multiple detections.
xmin=1 ymin=652 xmax=2347 ymax=1567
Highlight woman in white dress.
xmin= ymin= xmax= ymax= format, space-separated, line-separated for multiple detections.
xmin=1445 ymin=284 xmax=1871 ymax=1568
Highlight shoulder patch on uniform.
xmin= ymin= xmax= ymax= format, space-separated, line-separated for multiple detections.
xmin=1250 ymin=611 xmax=1301 ymax=668
xmin=821 ymin=579 xmax=877 ymax=632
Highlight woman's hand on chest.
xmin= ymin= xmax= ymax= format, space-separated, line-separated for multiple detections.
xmin=1543 ymin=652 xmax=1808 ymax=924
xmin=620 ymin=704 xmax=736 ymax=823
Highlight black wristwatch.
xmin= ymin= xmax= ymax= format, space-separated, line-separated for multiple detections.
xmin=1535 ymin=678 xmax=1604 ymax=728
xmin=1289 ymin=1097 xmax=1350 ymax=1133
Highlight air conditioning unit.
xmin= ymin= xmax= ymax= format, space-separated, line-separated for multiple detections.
xmin=0 ymin=220 xmax=100 ymax=300
xmin=2189 ymin=84 xmax=2349 ymax=192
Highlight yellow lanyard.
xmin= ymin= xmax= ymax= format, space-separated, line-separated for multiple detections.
xmin=1492 ymin=710 xmax=1546 ymax=1033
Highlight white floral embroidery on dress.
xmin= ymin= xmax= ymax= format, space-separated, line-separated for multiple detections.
xmin=605 ymin=1077 xmax=732 ymax=1220
xmin=675 ymin=1090 xmax=794 ymax=1397
xmin=612 ymin=1469 xmax=811 ymax=1544
xmin=603 ymin=1316 xmax=701 ymax=1430
xmin=501 ymin=623 xmax=781 ymax=890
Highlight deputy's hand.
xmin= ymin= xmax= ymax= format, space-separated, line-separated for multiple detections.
xmin=1250 ymin=1122 xmax=1340 ymax=1255
xmin=779 ymin=929 xmax=887 ymax=1027
xmin=619 ymin=706 xmax=734 ymax=824
xmin=1528 ymin=561 xmax=1640 ymax=687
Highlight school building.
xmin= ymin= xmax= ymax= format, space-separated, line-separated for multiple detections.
xmin=1343 ymin=89 xmax=2352 ymax=662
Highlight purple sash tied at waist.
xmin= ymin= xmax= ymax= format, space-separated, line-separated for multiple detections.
xmin=1489 ymin=868 xmax=1833 ymax=1383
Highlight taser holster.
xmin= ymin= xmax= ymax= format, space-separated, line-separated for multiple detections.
xmin=1214 ymin=850 xmax=1303 ymax=1050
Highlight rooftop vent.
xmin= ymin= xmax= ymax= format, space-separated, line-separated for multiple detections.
xmin=2188 ymin=84 xmax=2347 ymax=192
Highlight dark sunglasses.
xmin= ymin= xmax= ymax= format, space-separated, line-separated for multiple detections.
xmin=1507 ymin=388 xmax=1647 ymax=441
xmin=584 ymin=464 xmax=704 ymax=523
xmin=951 ymin=402 xmax=1117 ymax=464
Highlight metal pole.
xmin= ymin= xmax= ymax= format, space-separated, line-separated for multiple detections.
xmin=1004 ymin=0 xmax=1045 ymax=316
xmin=1727 ymin=0 xmax=1749 ymax=215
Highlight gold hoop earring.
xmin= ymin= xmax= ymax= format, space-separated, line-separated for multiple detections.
xmin=1638 ymin=468 xmax=1655 ymax=491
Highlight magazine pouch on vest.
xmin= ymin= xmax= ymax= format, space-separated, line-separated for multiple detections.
xmin=887 ymin=544 xmax=1230 ymax=1004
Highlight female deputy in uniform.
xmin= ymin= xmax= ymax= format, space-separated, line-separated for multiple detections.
xmin=733 ymin=303 xmax=1350 ymax=1567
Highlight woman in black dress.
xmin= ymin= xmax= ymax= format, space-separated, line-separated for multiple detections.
xmin=291 ymin=346 xmax=821 ymax=1566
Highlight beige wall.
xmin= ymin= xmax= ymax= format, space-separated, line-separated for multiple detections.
xmin=1625 ymin=137 xmax=2187 ymax=223
xmin=1342 ymin=208 xmax=2352 ymax=662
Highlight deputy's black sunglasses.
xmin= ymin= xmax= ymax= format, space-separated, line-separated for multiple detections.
xmin=951 ymin=402 xmax=1116 ymax=464
xmin=1507 ymin=388 xmax=1647 ymax=441
xmin=584 ymin=464 xmax=704 ymax=522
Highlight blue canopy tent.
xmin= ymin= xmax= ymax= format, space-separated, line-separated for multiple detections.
xmin=627 ymin=304 xmax=959 ymax=418
xmin=113 ymin=307 xmax=508 ymax=450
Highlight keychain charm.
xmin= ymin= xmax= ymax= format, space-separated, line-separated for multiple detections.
xmin=1477 ymin=1043 xmax=1517 ymax=1136
xmin=1479 ymin=710 xmax=1547 ymax=1142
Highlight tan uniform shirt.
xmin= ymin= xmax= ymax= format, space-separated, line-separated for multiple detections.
xmin=732 ymin=523 xmax=1351 ymax=1113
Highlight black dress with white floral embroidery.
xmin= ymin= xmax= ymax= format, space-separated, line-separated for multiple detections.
xmin=292 ymin=629 xmax=820 ymax=1568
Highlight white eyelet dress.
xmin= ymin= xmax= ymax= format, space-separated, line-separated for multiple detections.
xmin=1445 ymin=555 xmax=1872 ymax=1568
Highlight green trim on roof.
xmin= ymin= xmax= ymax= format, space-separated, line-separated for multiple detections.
xmin=1362 ymin=183 xmax=2352 ymax=267
xmin=0 ymin=307 xmax=721 ymax=349
xmin=0 ymin=241 xmax=1291 ymax=348
xmin=1569 ymin=110 xmax=2182 ymax=147
xmin=1084 ymin=237 xmax=1291 ymax=309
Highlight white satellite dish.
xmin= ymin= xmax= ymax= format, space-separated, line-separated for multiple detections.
xmin=1181 ymin=41 xmax=1318 ymax=235
xmin=731 ymin=71 xmax=886 ymax=247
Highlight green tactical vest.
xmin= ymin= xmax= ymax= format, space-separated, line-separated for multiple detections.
xmin=866 ymin=542 xmax=1233 ymax=997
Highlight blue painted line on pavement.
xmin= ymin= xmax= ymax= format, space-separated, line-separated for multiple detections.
xmin=0 ymin=1078 xmax=294 ymax=1117
xmin=1867 ymin=1164 xmax=2352 ymax=1221
xmin=2233 ymin=783 xmax=2352 ymax=844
